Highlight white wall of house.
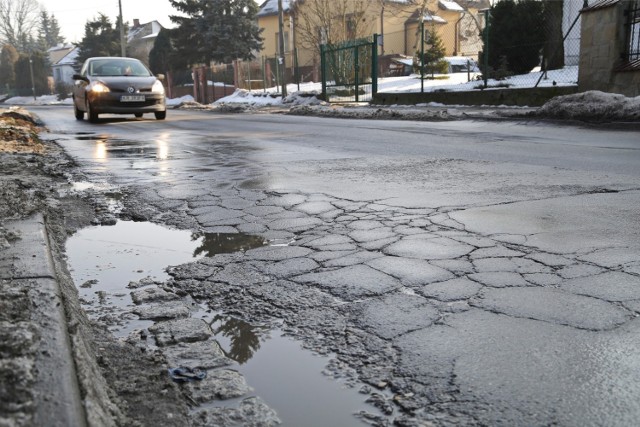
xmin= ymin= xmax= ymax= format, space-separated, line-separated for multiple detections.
xmin=52 ymin=64 xmax=77 ymax=86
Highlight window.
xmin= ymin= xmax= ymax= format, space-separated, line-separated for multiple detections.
xmin=346 ymin=16 xmax=357 ymax=40
xmin=345 ymin=13 xmax=364 ymax=40
xmin=626 ymin=0 xmax=640 ymax=62
xmin=318 ymin=27 xmax=328 ymax=45
xmin=275 ymin=31 xmax=289 ymax=54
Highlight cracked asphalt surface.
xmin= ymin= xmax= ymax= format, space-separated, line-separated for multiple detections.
xmin=27 ymin=105 xmax=640 ymax=426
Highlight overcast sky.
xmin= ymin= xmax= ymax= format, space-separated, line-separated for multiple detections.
xmin=41 ymin=0 xmax=182 ymax=43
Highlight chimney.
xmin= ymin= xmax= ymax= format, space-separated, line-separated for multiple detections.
xmin=133 ymin=19 xmax=140 ymax=28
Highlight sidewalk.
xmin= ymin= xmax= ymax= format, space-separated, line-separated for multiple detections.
xmin=0 ymin=214 xmax=86 ymax=427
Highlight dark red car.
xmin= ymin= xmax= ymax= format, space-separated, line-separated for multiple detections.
xmin=72 ymin=57 xmax=166 ymax=123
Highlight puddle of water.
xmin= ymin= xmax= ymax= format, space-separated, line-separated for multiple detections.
xmin=66 ymin=221 xmax=266 ymax=309
xmin=199 ymin=312 xmax=380 ymax=427
xmin=66 ymin=220 xmax=381 ymax=426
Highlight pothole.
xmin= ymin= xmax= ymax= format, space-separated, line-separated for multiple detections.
xmin=66 ymin=220 xmax=383 ymax=426
xmin=66 ymin=220 xmax=267 ymax=333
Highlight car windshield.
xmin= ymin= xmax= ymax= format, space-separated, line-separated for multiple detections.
xmin=88 ymin=59 xmax=151 ymax=77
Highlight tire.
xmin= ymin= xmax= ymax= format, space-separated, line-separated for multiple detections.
xmin=154 ymin=110 xmax=166 ymax=120
xmin=74 ymin=99 xmax=84 ymax=120
xmin=87 ymin=100 xmax=99 ymax=123
xmin=134 ymin=113 xmax=143 ymax=118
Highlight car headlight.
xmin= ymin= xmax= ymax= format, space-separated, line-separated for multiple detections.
xmin=90 ymin=82 xmax=110 ymax=93
xmin=152 ymin=80 xmax=165 ymax=94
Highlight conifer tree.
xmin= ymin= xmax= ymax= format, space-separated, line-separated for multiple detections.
xmin=169 ymin=0 xmax=263 ymax=65
xmin=479 ymin=0 xmax=544 ymax=76
xmin=38 ymin=11 xmax=64 ymax=50
xmin=149 ymin=28 xmax=180 ymax=74
xmin=75 ymin=14 xmax=126 ymax=66
xmin=418 ymin=25 xmax=446 ymax=74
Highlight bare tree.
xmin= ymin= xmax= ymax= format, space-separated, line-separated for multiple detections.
xmin=293 ymin=0 xmax=379 ymax=58
xmin=0 ymin=0 xmax=41 ymax=52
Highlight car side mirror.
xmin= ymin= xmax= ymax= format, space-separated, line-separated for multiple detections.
xmin=156 ymin=74 xmax=165 ymax=81
xmin=73 ymin=74 xmax=88 ymax=82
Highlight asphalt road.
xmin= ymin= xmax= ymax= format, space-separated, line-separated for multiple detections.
xmin=36 ymin=105 xmax=640 ymax=426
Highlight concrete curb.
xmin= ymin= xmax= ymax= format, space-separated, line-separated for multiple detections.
xmin=0 ymin=213 xmax=87 ymax=427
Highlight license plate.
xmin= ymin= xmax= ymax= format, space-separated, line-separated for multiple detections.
xmin=120 ymin=95 xmax=145 ymax=102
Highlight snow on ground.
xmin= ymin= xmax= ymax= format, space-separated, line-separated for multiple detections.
xmin=4 ymin=95 xmax=73 ymax=106
xmin=376 ymin=66 xmax=578 ymax=93
xmin=166 ymin=95 xmax=195 ymax=107
xmin=534 ymin=90 xmax=640 ymax=122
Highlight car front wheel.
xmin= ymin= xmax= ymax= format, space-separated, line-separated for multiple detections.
xmin=155 ymin=110 xmax=166 ymax=120
xmin=74 ymin=99 xmax=84 ymax=120
xmin=86 ymin=99 xmax=99 ymax=123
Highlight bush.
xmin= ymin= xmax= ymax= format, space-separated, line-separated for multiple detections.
xmin=55 ymin=82 xmax=72 ymax=100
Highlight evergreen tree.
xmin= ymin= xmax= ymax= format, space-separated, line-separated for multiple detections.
xmin=75 ymin=14 xmax=125 ymax=66
xmin=38 ymin=11 xmax=64 ymax=50
xmin=0 ymin=43 xmax=18 ymax=91
xmin=14 ymin=51 xmax=49 ymax=96
xmin=543 ymin=0 xmax=564 ymax=70
xmin=169 ymin=0 xmax=263 ymax=65
xmin=149 ymin=28 xmax=174 ymax=74
xmin=418 ymin=25 xmax=447 ymax=75
xmin=479 ymin=0 xmax=544 ymax=76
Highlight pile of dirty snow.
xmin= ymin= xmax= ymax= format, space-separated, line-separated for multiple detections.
xmin=535 ymin=91 xmax=640 ymax=122
xmin=0 ymin=107 xmax=46 ymax=154
xmin=214 ymin=89 xmax=324 ymax=107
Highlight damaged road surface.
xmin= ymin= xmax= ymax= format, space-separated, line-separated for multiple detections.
xmin=7 ymin=105 xmax=640 ymax=426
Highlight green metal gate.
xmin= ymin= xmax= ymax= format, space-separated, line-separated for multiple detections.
xmin=321 ymin=35 xmax=378 ymax=103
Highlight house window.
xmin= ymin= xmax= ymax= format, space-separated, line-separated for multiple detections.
xmin=627 ymin=0 xmax=640 ymax=62
xmin=275 ymin=31 xmax=290 ymax=54
xmin=346 ymin=15 xmax=357 ymax=40
xmin=318 ymin=27 xmax=328 ymax=45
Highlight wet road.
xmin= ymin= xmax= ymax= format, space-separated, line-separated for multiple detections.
xmin=36 ymin=105 xmax=640 ymax=426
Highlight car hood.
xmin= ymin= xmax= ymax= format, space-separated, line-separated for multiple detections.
xmin=95 ymin=76 xmax=158 ymax=92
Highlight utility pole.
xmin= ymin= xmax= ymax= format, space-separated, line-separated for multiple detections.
xmin=118 ymin=0 xmax=126 ymax=57
xmin=277 ymin=0 xmax=287 ymax=96
xmin=29 ymin=56 xmax=36 ymax=100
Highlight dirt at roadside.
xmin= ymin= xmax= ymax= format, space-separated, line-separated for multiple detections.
xmin=0 ymin=109 xmax=191 ymax=427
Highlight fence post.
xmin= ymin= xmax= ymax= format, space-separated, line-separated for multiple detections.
xmin=420 ymin=20 xmax=425 ymax=93
xmin=262 ymin=56 xmax=267 ymax=92
xmin=201 ymin=66 xmax=208 ymax=104
xmin=355 ymin=45 xmax=360 ymax=102
xmin=295 ymin=48 xmax=300 ymax=92
xmin=192 ymin=67 xmax=199 ymax=102
xmin=232 ymin=60 xmax=239 ymax=90
xmin=274 ymin=55 xmax=280 ymax=92
xmin=483 ymin=9 xmax=490 ymax=89
xmin=166 ymin=71 xmax=173 ymax=99
xmin=320 ymin=44 xmax=327 ymax=101
xmin=372 ymin=34 xmax=378 ymax=97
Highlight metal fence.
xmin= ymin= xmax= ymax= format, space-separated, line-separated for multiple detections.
xmin=377 ymin=5 xmax=581 ymax=94
xmin=321 ymin=36 xmax=378 ymax=103
xmin=164 ymin=50 xmax=319 ymax=103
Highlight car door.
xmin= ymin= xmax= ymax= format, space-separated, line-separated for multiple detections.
xmin=73 ymin=60 xmax=90 ymax=110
